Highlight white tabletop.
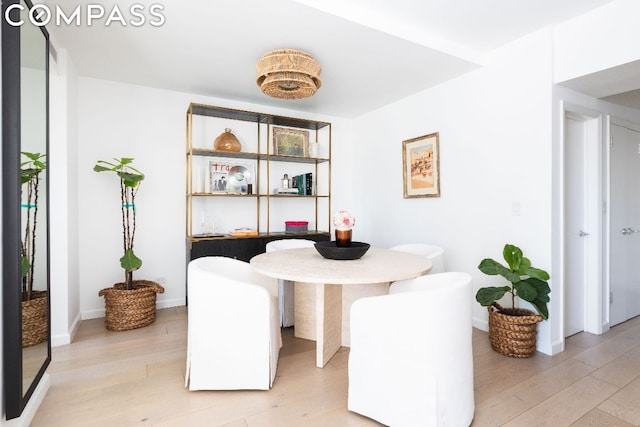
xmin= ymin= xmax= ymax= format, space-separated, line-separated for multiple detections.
xmin=250 ymin=247 xmax=432 ymax=284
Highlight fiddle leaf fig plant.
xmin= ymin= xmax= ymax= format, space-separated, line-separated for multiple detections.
xmin=94 ymin=157 xmax=145 ymax=289
xmin=475 ymin=243 xmax=551 ymax=320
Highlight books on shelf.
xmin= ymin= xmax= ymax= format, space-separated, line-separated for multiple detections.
xmin=273 ymin=173 xmax=313 ymax=195
xmin=275 ymin=188 xmax=299 ymax=195
xmin=290 ymin=173 xmax=313 ymax=195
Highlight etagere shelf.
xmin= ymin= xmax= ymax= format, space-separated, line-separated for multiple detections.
xmin=186 ymin=102 xmax=332 ymax=261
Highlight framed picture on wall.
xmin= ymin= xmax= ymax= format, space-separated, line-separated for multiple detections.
xmin=273 ymin=127 xmax=309 ymax=157
xmin=402 ymin=132 xmax=440 ymax=198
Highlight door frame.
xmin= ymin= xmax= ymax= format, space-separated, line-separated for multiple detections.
xmin=558 ymin=102 xmax=605 ymax=341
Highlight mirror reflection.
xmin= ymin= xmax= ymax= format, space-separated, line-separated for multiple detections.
xmin=19 ymin=0 xmax=49 ymax=396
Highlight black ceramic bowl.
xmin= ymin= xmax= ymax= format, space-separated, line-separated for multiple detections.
xmin=314 ymin=241 xmax=371 ymax=260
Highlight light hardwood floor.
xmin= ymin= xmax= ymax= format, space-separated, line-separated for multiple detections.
xmin=31 ymin=307 xmax=640 ymax=426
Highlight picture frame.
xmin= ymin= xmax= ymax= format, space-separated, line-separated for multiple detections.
xmin=402 ymin=132 xmax=440 ymax=198
xmin=209 ymin=158 xmax=255 ymax=194
xmin=273 ymin=127 xmax=309 ymax=157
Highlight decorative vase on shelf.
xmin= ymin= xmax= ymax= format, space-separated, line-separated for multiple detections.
xmin=309 ymin=142 xmax=319 ymax=158
xmin=335 ymin=229 xmax=352 ymax=247
xmin=214 ymin=128 xmax=241 ymax=152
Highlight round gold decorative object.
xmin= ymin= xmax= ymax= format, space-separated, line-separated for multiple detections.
xmin=256 ymin=49 xmax=322 ymax=100
xmin=214 ymin=128 xmax=241 ymax=152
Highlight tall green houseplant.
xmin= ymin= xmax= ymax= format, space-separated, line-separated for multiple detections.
xmin=476 ymin=243 xmax=551 ymax=319
xmin=21 ymin=152 xmax=46 ymax=301
xmin=94 ymin=157 xmax=145 ymax=290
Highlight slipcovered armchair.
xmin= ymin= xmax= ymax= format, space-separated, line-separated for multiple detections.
xmin=185 ymin=256 xmax=282 ymax=391
xmin=265 ymin=239 xmax=316 ymax=327
xmin=389 ymin=243 xmax=445 ymax=273
xmin=348 ymin=272 xmax=474 ymax=426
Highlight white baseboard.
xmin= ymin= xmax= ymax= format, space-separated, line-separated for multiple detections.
xmin=157 ymin=298 xmax=186 ymax=309
xmin=51 ymin=312 xmax=82 ymax=347
xmin=550 ymin=338 xmax=565 ymax=355
xmin=81 ymin=308 xmax=105 ymax=320
xmin=472 ymin=316 xmax=488 ymax=332
xmin=51 ymin=333 xmax=70 ymax=347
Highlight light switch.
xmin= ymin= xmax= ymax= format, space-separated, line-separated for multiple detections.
xmin=512 ymin=201 xmax=521 ymax=216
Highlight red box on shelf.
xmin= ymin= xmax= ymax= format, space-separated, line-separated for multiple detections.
xmin=285 ymin=221 xmax=308 ymax=234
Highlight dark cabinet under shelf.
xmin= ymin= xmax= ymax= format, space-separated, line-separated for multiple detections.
xmin=188 ymin=232 xmax=330 ymax=262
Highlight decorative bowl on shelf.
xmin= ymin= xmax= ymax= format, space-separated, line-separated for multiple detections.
xmin=314 ymin=241 xmax=371 ymax=260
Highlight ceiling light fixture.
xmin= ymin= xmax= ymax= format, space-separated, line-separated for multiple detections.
xmin=256 ymin=49 xmax=322 ymax=100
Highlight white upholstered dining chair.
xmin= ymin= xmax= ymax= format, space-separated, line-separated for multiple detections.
xmin=348 ymin=272 xmax=474 ymax=426
xmin=265 ymin=239 xmax=316 ymax=327
xmin=389 ymin=243 xmax=445 ymax=273
xmin=185 ymin=256 xmax=281 ymax=390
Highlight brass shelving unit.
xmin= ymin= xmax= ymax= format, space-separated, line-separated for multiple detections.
xmin=185 ymin=103 xmax=332 ymax=248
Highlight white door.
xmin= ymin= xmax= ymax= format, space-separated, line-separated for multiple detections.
xmin=564 ymin=116 xmax=587 ymax=336
xmin=610 ymin=124 xmax=640 ymax=326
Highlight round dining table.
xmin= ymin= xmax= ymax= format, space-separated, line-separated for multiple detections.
xmin=250 ymin=247 xmax=432 ymax=367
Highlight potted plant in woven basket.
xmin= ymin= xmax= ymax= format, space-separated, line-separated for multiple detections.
xmin=21 ymin=152 xmax=48 ymax=347
xmin=94 ymin=158 xmax=164 ymax=331
xmin=475 ymin=243 xmax=550 ymax=358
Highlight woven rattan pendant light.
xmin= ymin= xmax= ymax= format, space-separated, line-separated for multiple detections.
xmin=256 ymin=49 xmax=322 ymax=99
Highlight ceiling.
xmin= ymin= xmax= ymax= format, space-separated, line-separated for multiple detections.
xmin=43 ymin=0 xmax=632 ymax=118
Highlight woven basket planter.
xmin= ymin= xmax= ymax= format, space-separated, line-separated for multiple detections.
xmin=488 ymin=303 xmax=542 ymax=358
xmin=22 ymin=291 xmax=48 ymax=347
xmin=98 ymin=280 xmax=164 ymax=332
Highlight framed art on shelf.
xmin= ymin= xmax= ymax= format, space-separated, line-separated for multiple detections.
xmin=209 ymin=158 xmax=255 ymax=194
xmin=402 ymin=132 xmax=440 ymax=198
xmin=273 ymin=127 xmax=309 ymax=157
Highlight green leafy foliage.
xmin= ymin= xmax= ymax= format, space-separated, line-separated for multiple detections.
xmin=475 ymin=286 xmax=511 ymax=306
xmin=120 ymin=249 xmax=142 ymax=272
xmin=21 ymin=152 xmax=46 ymax=185
xmin=21 ymin=256 xmax=30 ymax=278
xmin=93 ymin=158 xmax=145 ymax=187
xmin=476 ymin=244 xmax=551 ymax=320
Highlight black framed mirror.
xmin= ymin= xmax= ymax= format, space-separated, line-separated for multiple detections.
xmin=2 ymin=0 xmax=50 ymax=420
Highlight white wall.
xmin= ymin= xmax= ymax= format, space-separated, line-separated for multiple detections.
xmin=49 ymin=48 xmax=81 ymax=346
xmin=73 ymin=77 xmax=353 ymax=320
xmin=352 ymin=29 xmax=557 ymax=353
